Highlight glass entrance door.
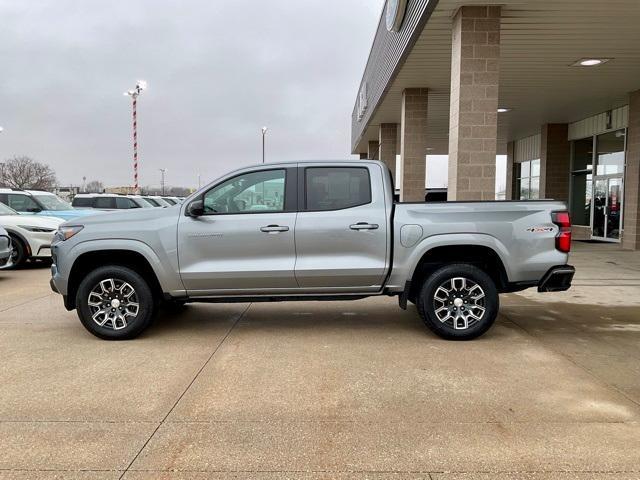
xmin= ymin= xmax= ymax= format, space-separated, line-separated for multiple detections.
xmin=592 ymin=176 xmax=623 ymax=241
xmin=590 ymin=130 xmax=625 ymax=242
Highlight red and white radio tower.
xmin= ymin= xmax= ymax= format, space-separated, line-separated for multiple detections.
xmin=124 ymin=80 xmax=147 ymax=193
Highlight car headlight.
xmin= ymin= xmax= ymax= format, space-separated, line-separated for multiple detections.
xmin=18 ymin=225 xmax=56 ymax=233
xmin=53 ymin=225 xmax=84 ymax=243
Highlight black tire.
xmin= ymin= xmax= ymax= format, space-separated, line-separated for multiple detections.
xmin=8 ymin=235 xmax=27 ymax=268
xmin=76 ymin=265 xmax=156 ymax=340
xmin=417 ymin=263 xmax=499 ymax=340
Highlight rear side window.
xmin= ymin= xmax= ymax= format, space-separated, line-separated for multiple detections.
xmin=72 ymin=197 xmax=93 ymax=207
xmin=305 ymin=167 xmax=371 ymax=211
xmin=94 ymin=197 xmax=115 ymax=209
xmin=115 ymin=197 xmax=138 ymax=209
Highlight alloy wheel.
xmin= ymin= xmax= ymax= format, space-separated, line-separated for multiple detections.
xmin=433 ymin=276 xmax=486 ymax=330
xmin=87 ymin=278 xmax=140 ymax=330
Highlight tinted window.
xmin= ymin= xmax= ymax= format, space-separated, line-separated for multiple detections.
xmin=203 ymin=169 xmax=286 ymax=214
xmin=305 ymin=167 xmax=371 ymax=211
xmin=116 ymin=197 xmax=138 ymax=209
xmin=7 ymin=194 xmax=40 ymax=212
xmin=72 ymin=197 xmax=93 ymax=207
xmin=94 ymin=197 xmax=116 ymax=209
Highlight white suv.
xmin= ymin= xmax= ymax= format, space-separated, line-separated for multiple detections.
xmin=0 ymin=201 xmax=63 ymax=267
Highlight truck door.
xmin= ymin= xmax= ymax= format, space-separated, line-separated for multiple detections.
xmin=178 ymin=167 xmax=298 ymax=295
xmin=294 ymin=164 xmax=389 ymax=291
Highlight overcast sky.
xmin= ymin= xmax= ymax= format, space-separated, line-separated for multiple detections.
xmin=0 ymin=0 xmax=384 ymax=189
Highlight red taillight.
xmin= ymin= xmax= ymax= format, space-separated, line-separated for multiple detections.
xmin=552 ymin=211 xmax=572 ymax=253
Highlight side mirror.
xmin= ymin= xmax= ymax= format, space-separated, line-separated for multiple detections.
xmin=187 ymin=199 xmax=204 ymax=217
xmin=27 ymin=207 xmax=42 ymax=213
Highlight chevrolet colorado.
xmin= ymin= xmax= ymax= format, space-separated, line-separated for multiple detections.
xmin=50 ymin=161 xmax=575 ymax=340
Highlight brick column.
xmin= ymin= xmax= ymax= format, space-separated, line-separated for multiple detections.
xmin=447 ymin=6 xmax=500 ymax=201
xmin=505 ymin=141 xmax=515 ymax=200
xmin=399 ymin=88 xmax=429 ymax=201
xmin=379 ymin=123 xmax=398 ymax=182
xmin=623 ymin=90 xmax=640 ymax=250
xmin=540 ymin=124 xmax=570 ymax=201
xmin=367 ymin=140 xmax=379 ymax=160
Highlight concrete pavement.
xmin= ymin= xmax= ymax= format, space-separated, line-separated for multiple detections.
xmin=0 ymin=242 xmax=639 ymax=478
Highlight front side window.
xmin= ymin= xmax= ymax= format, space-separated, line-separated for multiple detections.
xmin=94 ymin=197 xmax=115 ymax=209
xmin=72 ymin=197 xmax=93 ymax=207
xmin=305 ymin=167 xmax=371 ymax=211
xmin=7 ymin=194 xmax=40 ymax=212
xmin=516 ymin=159 xmax=540 ymax=200
xmin=203 ymin=169 xmax=286 ymax=214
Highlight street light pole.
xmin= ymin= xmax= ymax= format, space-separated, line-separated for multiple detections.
xmin=261 ymin=126 xmax=268 ymax=163
xmin=159 ymin=168 xmax=168 ymax=195
xmin=124 ymin=80 xmax=147 ymax=193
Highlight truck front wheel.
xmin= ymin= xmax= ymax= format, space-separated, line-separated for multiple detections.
xmin=417 ymin=264 xmax=499 ymax=340
xmin=76 ymin=265 xmax=156 ymax=340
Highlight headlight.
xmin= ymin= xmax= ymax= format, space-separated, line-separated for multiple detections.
xmin=18 ymin=225 xmax=56 ymax=233
xmin=53 ymin=225 xmax=84 ymax=243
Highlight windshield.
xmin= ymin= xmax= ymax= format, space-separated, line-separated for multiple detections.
xmin=134 ymin=198 xmax=154 ymax=208
xmin=33 ymin=194 xmax=73 ymax=211
xmin=0 ymin=202 xmax=18 ymax=215
xmin=143 ymin=197 xmax=160 ymax=207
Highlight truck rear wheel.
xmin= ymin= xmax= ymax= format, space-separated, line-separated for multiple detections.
xmin=417 ymin=263 xmax=499 ymax=340
xmin=76 ymin=265 xmax=156 ymax=340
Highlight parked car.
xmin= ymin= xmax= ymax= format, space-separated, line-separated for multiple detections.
xmin=0 ymin=225 xmax=12 ymax=269
xmin=141 ymin=196 xmax=172 ymax=207
xmin=0 ymin=201 xmax=63 ymax=267
xmin=0 ymin=188 xmax=97 ymax=221
xmin=50 ymin=160 xmax=574 ymax=341
xmin=161 ymin=196 xmax=181 ymax=205
xmin=72 ymin=194 xmax=155 ymax=210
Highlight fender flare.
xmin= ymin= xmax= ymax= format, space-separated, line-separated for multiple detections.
xmin=405 ymin=233 xmax=513 ymax=282
xmin=67 ymin=239 xmax=176 ymax=293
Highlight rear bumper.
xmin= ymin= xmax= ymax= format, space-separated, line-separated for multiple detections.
xmin=537 ymin=265 xmax=575 ymax=292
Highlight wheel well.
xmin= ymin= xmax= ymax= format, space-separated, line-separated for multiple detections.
xmin=7 ymin=232 xmax=30 ymax=256
xmin=66 ymin=250 xmax=163 ymax=310
xmin=409 ymin=245 xmax=509 ymax=300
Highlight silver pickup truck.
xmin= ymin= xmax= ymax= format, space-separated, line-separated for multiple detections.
xmin=50 ymin=160 xmax=575 ymax=341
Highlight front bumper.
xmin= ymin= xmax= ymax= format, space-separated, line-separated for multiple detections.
xmin=538 ymin=265 xmax=575 ymax=292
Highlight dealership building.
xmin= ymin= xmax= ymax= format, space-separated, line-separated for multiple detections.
xmin=352 ymin=0 xmax=640 ymax=249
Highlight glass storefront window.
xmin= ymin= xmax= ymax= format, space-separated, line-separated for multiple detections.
xmin=517 ymin=159 xmax=540 ymax=200
xmin=570 ymin=137 xmax=593 ymax=226
xmin=596 ymin=130 xmax=626 ymax=175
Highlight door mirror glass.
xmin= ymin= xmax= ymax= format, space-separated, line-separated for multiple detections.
xmin=187 ymin=199 xmax=204 ymax=217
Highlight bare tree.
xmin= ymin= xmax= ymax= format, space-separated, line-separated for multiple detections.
xmin=85 ymin=180 xmax=104 ymax=193
xmin=0 ymin=156 xmax=57 ymax=190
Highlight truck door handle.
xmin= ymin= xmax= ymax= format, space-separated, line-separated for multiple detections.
xmin=260 ymin=225 xmax=289 ymax=233
xmin=350 ymin=222 xmax=379 ymax=231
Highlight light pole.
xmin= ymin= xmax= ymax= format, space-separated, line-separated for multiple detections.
xmin=261 ymin=126 xmax=268 ymax=163
xmin=159 ymin=168 xmax=168 ymax=195
xmin=124 ymin=80 xmax=147 ymax=193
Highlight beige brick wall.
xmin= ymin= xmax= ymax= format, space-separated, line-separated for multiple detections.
xmin=367 ymin=141 xmax=379 ymax=160
xmin=623 ymin=90 xmax=640 ymax=250
xmin=540 ymin=124 xmax=570 ymax=201
xmin=448 ymin=5 xmax=500 ymax=201
xmin=379 ymin=123 xmax=398 ymax=183
xmin=399 ymin=88 xmax=429 ymax=202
